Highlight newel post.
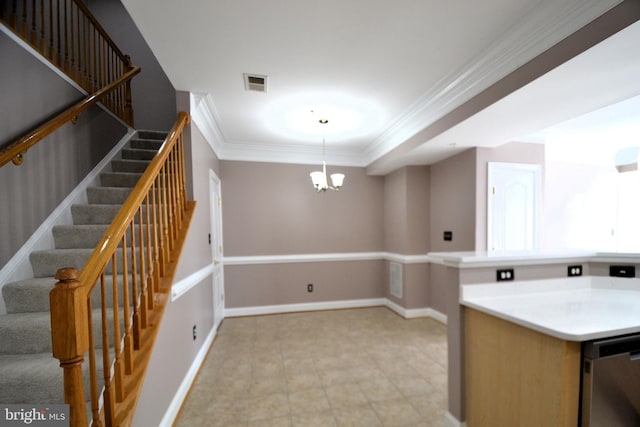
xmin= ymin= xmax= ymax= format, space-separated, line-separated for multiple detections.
xmin=124 ymin=55 xmax=135 ymax=127
xmin=50 ymin=268 xmax=89 ymax=427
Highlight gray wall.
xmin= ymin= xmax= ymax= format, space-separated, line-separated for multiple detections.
xmin=221 ymin=160 xmax=385 ymax=308
xmin=133 ymin=93 xmax=219 ymax=426
xmin=86 ymin=0 xmax=177 ymax=131
xmin=0 ymin=31 xmax=127 ymax=267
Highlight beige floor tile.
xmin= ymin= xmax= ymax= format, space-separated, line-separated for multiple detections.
xmin=176 ymin=308 xmax=448 ymax=427
xmin=325 ymin=383 xmax=369 ymax=408
xmin=248 ymin=415 xmax=292 ymax=427
xmin=332 ymin=404 xmax=382 ymax=427
xmin=285 ymin=371 xmax=323 ymax=391
xmin=371 ymin=398 xmax=422 ymax=427
xmin=390 ymin=376 xmax=435 ymax=398
xmin=359 ymin=379 xmax=404 ymax=402
xmin=288 ymin=387 xmax=331 ymax=414
xmin=291 ymin=410 xmax=337 ymax=427
xmin=248 ymin=392 xmax=290 ymax=421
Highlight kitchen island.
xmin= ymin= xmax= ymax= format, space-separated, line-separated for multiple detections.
xmin=461 ymin=277 xmax=640 ymax=427
xmin=427 ymin=251 xmax=640 ymax=427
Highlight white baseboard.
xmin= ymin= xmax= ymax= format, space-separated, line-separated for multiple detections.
xmin=224 ymin=298 xmax=387 ymax=317
xmin=444 ymin=411 xmax=467 ymax=427
xmin=384 ymin=299 xmax=447 ymax=324
xmin=224 ymin=298 xmax=448 ymax=324
xmin=157 ymin=325 xmax=217 ymax=427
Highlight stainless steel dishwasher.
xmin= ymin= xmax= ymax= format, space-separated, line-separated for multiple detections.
xmin=581 ymin=333 xmax=640 ymax=426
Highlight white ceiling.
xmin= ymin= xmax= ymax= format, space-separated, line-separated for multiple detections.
xmin=121 ymin=0 xmax=635 ymax=173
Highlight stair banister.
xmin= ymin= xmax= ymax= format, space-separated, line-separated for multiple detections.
xmin=50 ymin=112 xmax=194 ymax=427
xmin=0 ymin=66 xmax=141 ymax=168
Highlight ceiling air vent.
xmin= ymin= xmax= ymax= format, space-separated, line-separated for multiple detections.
xmin=243 ymin=73 xmax=268 ymax=92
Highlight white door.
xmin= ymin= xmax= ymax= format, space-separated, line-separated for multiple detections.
xmin=209 ymin=169 xmax=225 ymax=330
xmin=488 ymin=162 xmax=541 ymax=253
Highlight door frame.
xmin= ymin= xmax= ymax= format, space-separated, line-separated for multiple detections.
xmin=487 ymin=162 xmax=542 ymax=254
xmin=209 ymin=169 xmax=225 ymax=330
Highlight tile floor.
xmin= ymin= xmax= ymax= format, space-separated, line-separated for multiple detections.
xmin=175 ymin=307 xmax=448 ymax=427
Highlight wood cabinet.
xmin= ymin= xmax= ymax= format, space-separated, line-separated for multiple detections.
xmin=465 ymin=308 xmax=581 ymax=427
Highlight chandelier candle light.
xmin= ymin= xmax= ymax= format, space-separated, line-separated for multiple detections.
xmin=310 ymin=119 xmax=345 ymax=192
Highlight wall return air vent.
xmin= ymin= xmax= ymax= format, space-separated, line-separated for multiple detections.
xmin=243 ymin=73 xmax=268 ymax=92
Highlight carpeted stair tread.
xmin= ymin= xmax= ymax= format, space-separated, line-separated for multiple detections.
xmin=2 ymin=277 xmax=56 ymax=313
xmin=30 ymin=248 xmax=93 ymax=278
xmin=136 ymin=130 xmax=167 ymax=140
xmin=100 ymin=172 xmax=143 ymax=188
xmin=3 ymin=274 xmax=133 ymax=313
xmin=0 ymin=308 xmax=125 ymax=354
xmin=111 ymin=159 xmax=151 ymax=173
xmin=53 ymin=224 xmax=110 ymax=248
xmin=0 ymin=352 xmax=105 ymax=404
xmin=71 ymin=204 xmax=122 ymax=225
xmin=0 ymin=127 xmax=164 ymax=408
xmin=87 ymin=186 xmax=132 ymax=204
xmin=130 ymin=138 xmax=164 ymax=151
xmin=121 ymin=148 xmax=157 ymax=161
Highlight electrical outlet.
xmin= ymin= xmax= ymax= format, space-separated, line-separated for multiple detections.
xmin=192 ymin=325 xmax=197 ymax=341
xmin=443 ymin=231 xmax=453 ymax=241
xmin=568 ymin=265 xmax=582 ymax=277
xmin=307 ymin=283 xmax=313 ymax=292
xmin=610 ymin=265 xmax=635 ymax=278
xmin=496 ymin=268 xmax=514 ymax=281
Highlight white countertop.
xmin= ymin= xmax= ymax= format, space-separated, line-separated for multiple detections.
xmin=461 ymin=277 xmax=640 ymax=341
xmin=428 ymin=250 xmax=640 ymax=268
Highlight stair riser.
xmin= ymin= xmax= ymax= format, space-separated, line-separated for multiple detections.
xmin=135 ymin=130 xmax=167 ymax=140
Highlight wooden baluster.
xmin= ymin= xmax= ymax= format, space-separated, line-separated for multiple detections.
xmin=151 ymin=181 xmax=161 ymax=291
xmin=82 ymin=14 xmax=88 ymax=90
xmin=129 ymin=221 xmax=141 ymax=350
xmin=86 ymin=290 xmax=101 ymax=426
xmin=8 ymin=0 xmax=18 ymax=26
xmin=56 ymin=0 xmax=61 ymax=66
xmin=39 ymin=0 xmax=45 ymax=54
xmin=121 ymin=229 xmax=134 ymax=374
xmin=137 ymin=205 xmax=149 ymax=327
xmin=21 ymin=0 xmax=27 ymax=37
xmin=30 ymin=0 xmax=36 ymax=45
xmin=124 ymin=55 xmax=134 ymax=126
xmin=99 ymin=272 xmax=115 ymax=426
xmin=160 ymin=163 xmax=170 ymax=271
xmin=145 ymin=195 xmax=155 ymax=308
xmin=50 ymin=267 xmax=88 ymax=427
xmin=111 ymin=252 xmax=124 ymax=402
xmin=170 ymin=148 xmax=179 ymax=240
xmin=47 ymin=0 xmax=54 ymax=61
xmin=63 ymin=0 xmax=69 ymax=72
xmin=156 ymin=173 xmax=166 ymax=277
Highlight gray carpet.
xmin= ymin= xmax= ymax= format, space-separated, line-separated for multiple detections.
xmin=0 ymin=130 xmax=165 ymax=404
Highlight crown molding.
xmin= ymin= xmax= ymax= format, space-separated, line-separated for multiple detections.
xmin=190 ymin=0 xmax=622 ymax=169
xmin=190 ymin=92 xmax=226 ymax=158
xmin=362 ymin=0 xmax=622 ymax=165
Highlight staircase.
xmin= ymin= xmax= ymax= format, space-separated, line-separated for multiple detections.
xmin=0 ymin=130 xmax=166 ymax=405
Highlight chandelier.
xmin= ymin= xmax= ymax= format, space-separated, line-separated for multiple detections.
xmin=310 ymin=119 xmax=345 ymax=192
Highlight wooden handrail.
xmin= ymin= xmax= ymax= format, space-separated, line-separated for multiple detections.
xmin=1 ymin=0 xmax=138 ymax=150
xmin=50 ymin=112 xmax=193 ymax=427
xmin=79 ymin=111 xmax=188 ymax=293
xmin=0 ymin=66 xmax=140 ymax=168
